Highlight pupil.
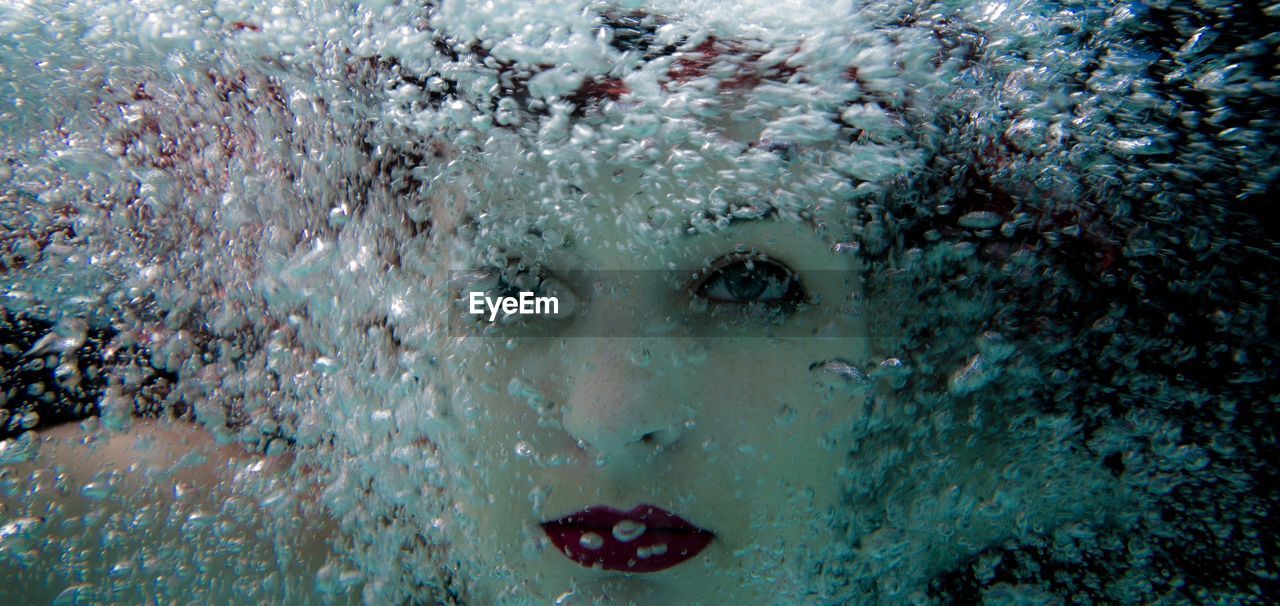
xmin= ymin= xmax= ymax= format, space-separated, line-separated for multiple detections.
xmin=725 ymin=265 xmax=768 ymax=300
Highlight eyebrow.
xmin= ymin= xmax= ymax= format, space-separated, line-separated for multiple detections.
xmin=673 ymin=134 xmax=821 ymax=238
xmin=522 ymin=137 xmax=817 ymax=246
xmin=522 ymin=225 xmax=572 ymax=248
xmin=679 ymin=204 xmax=778 ymax=236
xmin=677 ymin=203 xmax=822 ymax=237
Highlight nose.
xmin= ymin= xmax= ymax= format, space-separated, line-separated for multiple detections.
xmin=560 ymin=338 xmax=684 ymax=464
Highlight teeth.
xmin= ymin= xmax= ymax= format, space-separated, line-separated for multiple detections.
xmin=578 ymin=532 xmax=604 ymax=550
xmin=611 ymin=520 xmax=646 ymax=542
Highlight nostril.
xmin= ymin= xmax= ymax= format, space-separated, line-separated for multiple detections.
xmin=636 ymin=428 xmax=678 ymax=448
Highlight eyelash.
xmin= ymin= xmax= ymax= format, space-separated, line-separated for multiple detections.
xmin=487 ymin=263 xmax=574 ymax=308
xmin=492 ymin=263 xmax=544 ymax=298
xmin=463 ymin=262 xmax=576 ymax=327
xmin=470 ymin=252 xmax=808 ymax=322
xmin=689 ymin=253 xmax=808 ymax=312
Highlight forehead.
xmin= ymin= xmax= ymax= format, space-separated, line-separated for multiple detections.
xmin=466 ymin=171 xmax=846 ymax=270
xmin=467 ymin=182 xmax=849 ymax=273
xmin=462 ymin=93 xmax=853 ymax=265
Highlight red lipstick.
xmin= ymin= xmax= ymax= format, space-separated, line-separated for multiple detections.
xmin=540 ymin=504 xmax=715 ymax=573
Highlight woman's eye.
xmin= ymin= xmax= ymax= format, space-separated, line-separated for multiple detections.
xmin=468 ymin=261 xmax=576 ymax=323
xmin=692 ymin=254 xmax=807 ymax=309
xmin=493 ymin=266 xmax=542 ymax=299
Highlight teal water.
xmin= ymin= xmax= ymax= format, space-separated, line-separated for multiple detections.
xmin=1 ymin=1 xmax=1277 ymax=604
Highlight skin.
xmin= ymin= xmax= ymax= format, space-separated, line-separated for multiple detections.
xmin=434 ymin=85 xmax=875 ymax=602
xmin=2 ymin=4 xmax=1179 ymax=601
xmin=1 ymin=88 xmax=880 ymax=604
xmin=442 ymin=209 xmax=871 ymax=605
xmin=429 ymin=88 xmax=1129 ymax=603
xmin=1 ymin=59 xmax=873 ymax=606
xmin=0 ymin=420 xmax=350 ymax=604
xmin=0 ymin=72 xmax=1138 ymax=602
xmin=1 ymin=214 xmax=869 ymax=606
xmin=0 ymin=96 xmax=1134 ymax=605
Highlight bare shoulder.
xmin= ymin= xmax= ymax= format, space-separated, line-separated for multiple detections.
xmin=14 ymin=419 xmax=259 ymax=481
xmin=0 ymin=420 xmax=357 ymax=604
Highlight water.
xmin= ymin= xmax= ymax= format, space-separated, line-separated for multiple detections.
xmin=2 ymin=0 xmax=1278 ymax=604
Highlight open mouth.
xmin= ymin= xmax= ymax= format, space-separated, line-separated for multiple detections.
xmin=540 ymin=504 xmax=715 ymax=573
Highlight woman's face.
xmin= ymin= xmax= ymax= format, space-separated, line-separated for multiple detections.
xmin=437 ymin=116 xmax=872 ymax=602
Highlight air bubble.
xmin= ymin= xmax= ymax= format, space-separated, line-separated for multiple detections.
xmin=627 ymin=348 xmax=651 ymax=367
xmin=54 ymin=360 xmax=81 ymax=388
xmin=813 ymin=359 xmax=870 ymax=386
xmin=579 ymin=532 xmax=604 ymax=550
xmin=774 ymin=405 xmax=797 ymax=428
xmin=51 ymin=584 xmax=95 ymax=606
xmin=957 ymin=211 xmax=1002 ymax=230
xmin=0 ymin=516 xmax=42 ymax=541
xmin=186 ymin=510 xmax=214 ymax=528
xmin=80 ymin=482 xmax=112 ymax=500
xmin=948 ymin=354 xmax=993 ymax=396
xmin=19 ymin=411 xmax=39 ymax=429
xmin=1 ymin=433 xmax=42 ymax=465
xmin=313 ymin=356 xmax=341 ymax=374
xmin=684 ymin=342 xmax=709 ymax=365
xmin=612 ymin=520 xmax=646 ymax=542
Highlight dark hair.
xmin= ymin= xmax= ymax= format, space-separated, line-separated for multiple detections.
xmin=853 ymin=3 xmax=1280 ymax=602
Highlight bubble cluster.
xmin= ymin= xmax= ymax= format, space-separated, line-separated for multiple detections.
xmin=2 ymin=0 xmax=1277 ymax=604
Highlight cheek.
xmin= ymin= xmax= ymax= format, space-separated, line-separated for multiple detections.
xmin=694 ymin=346 xmax=862 ymax=470
xmin=700 ymin=344 xmax=862 ymax=421
xmin=445 ymin=351 xmax=590 ymax=498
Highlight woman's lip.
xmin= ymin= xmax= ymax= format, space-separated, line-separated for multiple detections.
xmin=540 ymin=504 xmax=715 ymax=573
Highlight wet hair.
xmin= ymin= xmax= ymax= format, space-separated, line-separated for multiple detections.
xmin=360 ymin=5 xmax=1280 ymax=602
xmin=392 ymin=4 xmax=1278 ymax=603
xmin=370 ymin=10 xmax=797 ymax=119
xmin=3 ymin=1 xmax=1277 ymax=603
xmin=854 ymin=4 xmax=1280 ymax=602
